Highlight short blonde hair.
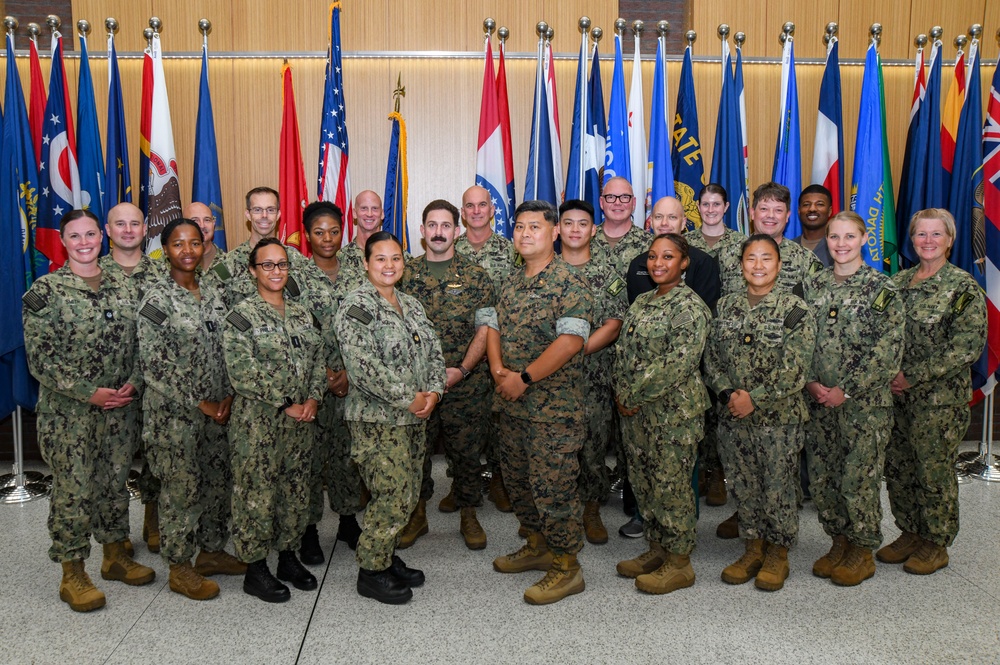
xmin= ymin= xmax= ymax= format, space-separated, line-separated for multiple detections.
xmin=827 ymin=210 xmax=867 ymax=238
xmin=909 ymin=208 xmax=956 ymax=243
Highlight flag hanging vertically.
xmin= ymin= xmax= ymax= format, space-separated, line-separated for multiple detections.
xmin=587 ymin=40 xmax=607 ymax=223
xmin=1 ymin=32 xmax=40 ymax=413
xmin=76 ymin=31 xmax=105 ymax=227
xmin=566 ymin=28 xmax=591 ymax=202
xmin=475 ymin=36 xmax=510 ymax=237
xmin=710 ymin=35 xmax=744 ymax=233
xmin=811 ymin=35 xmax=844 ymax=215
xmin=28 ymin=34 xmax=46 ymax=167
xmin=978 ymin=58 xmax=1000 ymax=399
xmin=103 ymin=29 xmax=132 ymax=252
xmin=545 ymin=40 xmax=563 ymax=203
xmin=144 ymin=31 xmax=182 ymax=258
xmin=734 ymin=41 xmax=750 ymax=233
xmin=35 ymin=30 xmax=80 ymax=271
xmin=672 ymin=44 xmax=705 ymax=229
xmin=524 ymin=35 xmax=560 ymax=204
xmin=772 ymin=35 xmax=802 ymax=236
xmin=567 ymin=29 xmax=605 ymax=221
xmin=383 ymin=82 xmax=410 ymax=253
xmin=876 ymin=45 xmax=897 ymax=273
xmin=318 ymin=1 xmax=353 ymax=244
xmin=137 ymin=41 xmax=153 ymax=219
xmin=628 ymin=28 xmax=647 ymax=225
xmin=496 ymin=36 xmax=516 ymax=235
xmin=278 ymin=63 xmax=311 ymax=257
xmin=603 ymin=30 xmax=630 ymax=188
xmin=897 ymin=38 xmax=945 ymax=268
xmin=851 ymin=40 xmax=889 ymax=271
xmin=949 ymin=37 xmax=983 ymax=289
xmin=192 ymin=33 xmax=226 ymax=250
xmin=647 ymin=30 xmax=675 ymax=218
xmin=941 ymin=48 xmax=966 ymax=197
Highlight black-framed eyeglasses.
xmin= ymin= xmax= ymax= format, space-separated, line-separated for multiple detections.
xmin=254 ymin=261 xmax=290 ymax=271
xmin=602 ymin=194 xmax=633 ymax=203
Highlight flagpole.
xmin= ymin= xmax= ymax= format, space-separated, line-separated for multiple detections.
xmin=530 ymin=21 xmax=547 ymax=201
xmin=577 ymin=16 xmax=590 ymax=199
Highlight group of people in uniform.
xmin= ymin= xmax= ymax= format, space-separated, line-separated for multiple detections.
xmin=22 ymin=174 xmax=987 ymax=611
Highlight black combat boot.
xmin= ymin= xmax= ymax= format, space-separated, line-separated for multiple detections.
xmin=357 ymin=568 xmax=412 ymax=604
xmin=389 ymin=555 xmax=425 ymax=587
xmin=337 ymin=514 xmax=363 ymax=550
xmin=243 ymin=559 xmax=290 ymax=603
xmin=299 ymin=524 xmax=324 ymax=565
xmin=277 ymin=550 xmax=318 ymax=590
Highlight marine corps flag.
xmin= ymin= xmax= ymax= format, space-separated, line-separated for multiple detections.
xmin=278 ymin=63 xmax=310 ymax=257
xmin=383 ymin=77 xmax=410 ymax=252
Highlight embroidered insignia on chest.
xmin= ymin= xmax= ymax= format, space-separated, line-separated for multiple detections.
xmin=671 ymin=311 xmax=695 ymax=329
xmin=871 ymin=287 xmax=895 ymax=313
xmin=346 ymin=305 xmax=373 ymax=325
xmin=953 ymin=292 xmax=975 ymax=315
xmin=225 ymin=311 xmax=252 ymax=332
xmin=607 ymin=277 xmax=626 ymax=297
xmin=139 ymin=302 xmax=167 ymax=325
xmin=22 ymin=291 xmax=45 ymax=312
xmin=783 ymin=306 xmax=807 ymax=330
xmin=285 ymin=276 xmax=301 ymax=298
xmin=206 ymin=321 xmax=217 ymax=332
xmin=211 ymin=263 xmax=232 ymax=282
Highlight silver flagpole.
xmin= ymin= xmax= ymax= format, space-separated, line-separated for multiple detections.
xmin=530 ymin=21 xmax=547 ymax=200
xmin=577 ymin=17 xmax=590 ymax=198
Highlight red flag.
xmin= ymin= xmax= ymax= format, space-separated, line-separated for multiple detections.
xmin=279 ymin=63 xmax=310 ymax=257
xmin=28 ymin=36 xmax=46 ymax=167
xmin=495 ymin=39 xmax=516 ymax=229
xmin=138 ymin=47 xmax=153 ymax=217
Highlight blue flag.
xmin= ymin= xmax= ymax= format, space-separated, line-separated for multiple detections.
xmin=566 ymin=37 xmax=601 ymax=212
xmin=851 ymin=42 xmax=887 ymax=271
xmin=103 ymin=32 xmax=131 ymax=252
xmin=672 ymin=46 xmax=705 ymax=229
xmin=192 ymin=41 xmax=227 ymax=250
xmin=897 ymin=41 xmax=945 ymax=267
xmin=382 ymin=111 xmax=410 ymax=252
xmin=587 ymin=43 xmax=607 ymax=222
xmin=948 ymin=41 xmax=983 ymax=289
xmin=524 ymin=40 xmax=558 ymax=204
xmin=733 ymin=45 xmax=750 ymax=233
xmin=710 ymin=39 xmax=744 ymax=232
xmin=772 ymin=38 xmax=802 ymax=236
xmin=648 ymin=34 xmax=675 ymax=212
xmin=1 ymin=33 xmax=40 ymax=412
xmin=76 ymin=34 xmax=105 ymax=229
xmin=603 ymin=33 xmax=630 ymax=187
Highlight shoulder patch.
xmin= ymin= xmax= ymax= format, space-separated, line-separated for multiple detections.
xmin=22 ymin=291 xmax=46 ymax=313
xmin=346 ymin=304 xmax=373 ymax=325
xmin=671 ymin=311 xmax=695 ymax=329
xmin=783 ymin=305 xmax=807 ymax=331
xmin=953 ymin=291 xmax=975 ymax=316
xmin=211 ymin=262 xmax=232 ymax=282
xmin=139 ymin=302 xmax=167 ymax=325
xmin=285 ymin=276 xmax=301 ymax=298
xmin=809 ymin=261 xmax=823 ymax=274
xmin=225 ymin=310 xmax=252 ymax=333
xmin=606 ymin=277 xmax=626 ymax=297
xmin=871 ymin=287 xmax=896 ymax=313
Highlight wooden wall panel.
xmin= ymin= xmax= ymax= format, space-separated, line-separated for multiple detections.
xmin=692 ymin=0 xmax=768 ymax=58
xmin=908 ymin=0 xmax=986 ymax=57
xmin=151 ymin=0 xmax=235 ymax=52
xmin=764 ymin=1 xmax=837 ymax=60
xmin=73 ymin=0 xmax=152 ymax=52
xmin=836 ymin=0 xmax=911 ymax=60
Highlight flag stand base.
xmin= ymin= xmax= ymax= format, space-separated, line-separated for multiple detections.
xmin=2 ymin=408 xmax=50 ymax=505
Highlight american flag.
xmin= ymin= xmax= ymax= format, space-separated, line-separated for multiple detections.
xmin=317 ymin=1 xmax=353 ymax=243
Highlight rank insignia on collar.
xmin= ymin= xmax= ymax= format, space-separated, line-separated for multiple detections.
xmin=828 ymin=306 xmax=838 ymax=321
xmin=743 ymin=333 xmax=753 ymax=345
xmin=412 ymin=332 xmax=420 ymax=343
xmin=627 ymin=324 xmax=634 ymax=334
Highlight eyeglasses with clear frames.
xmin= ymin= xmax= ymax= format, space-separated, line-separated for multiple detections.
xmin=249 ymin=207 xmax=279 ymax=216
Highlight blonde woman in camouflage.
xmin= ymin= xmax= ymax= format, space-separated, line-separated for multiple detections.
xmin=880 ymin=209 xmax=987 ymax=575
xmin=802 ymin=211 xmax=904 ymax=587
xmin=223 ymin=238 xmax=327 ymax=603
xmin=22 ymin=210 xmax=155 ymax=613
xmin=138 ymin=219 xmax=243 ymax=602
xmin=613 ymin=233 xmax=711 ymax=595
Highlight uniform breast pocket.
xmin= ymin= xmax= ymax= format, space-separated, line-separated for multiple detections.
xmin=254 ymin=331 xmax=287 ymax=358
xmin=757 ymin=321 xmax=784 ymax=347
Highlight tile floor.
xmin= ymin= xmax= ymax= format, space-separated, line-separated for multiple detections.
xmin=2 ymin=452 xmax=999 ymax=665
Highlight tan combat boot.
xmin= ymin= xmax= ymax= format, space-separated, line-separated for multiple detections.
xmin=523 ymin=553 xmax=585 ymax=605
xmin=397 ymin=499 xmax=428 ymax=549
xmin=830 ymin=543 xmax=876 ymax=586
xmin=721 ymin=538 xmax=765 ymax=584
xmin=438 ymin=485 xmax=457 ymax=513
xmin=582 ymin=501 xmax=608 ymax=544
xmin=101 ymin=541 xmax=155 ymax=585
xmin=142 ymin=502 xmax=160 ymax=553
xmin=169 ymin=561 xmax=220 ymax=600
xmin=754 ymin=542 xmax=790 ymax=591
xmin=706 ymin=471 xmax=728 ymax=507
xmin=876 ymin=530 xmax=921 ymax=564
xmin=459 ymin=507 xmax=487 ymax=550
xmin=195 ymin=549 xmax=248 ymax=576
xmin=903 ymin=539 xmax=949 ymax=575
xmin=716 ymin=511 xmax=739 ymax=539
xmin=493 ymin=531 xmax=553 ymax=573
xmin=636 ymin=552 xmax=696 ymax=595
xmin=488 ymin=471 xmax=513 ymax=512
xmin=60 ymin=560 xmax=106 ymax=612
xmin=813 ymin=534 xmax=849 ymax=578
xmin=616 ymin=541 xmax=667 ymax=578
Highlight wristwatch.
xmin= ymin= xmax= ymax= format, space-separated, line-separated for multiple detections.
xmin=278 ymin=396 xmax=294 ymax=415
xmin=520 ymin=371 xmax=533 ymax=386
xmin=717 ymin=389 xmax=734 ymax=405
xmin=458 ymin=365 xmax=471 ymax=380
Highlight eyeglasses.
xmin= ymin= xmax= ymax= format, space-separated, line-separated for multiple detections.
xmin=254 ymin=261 xmax=290 ymax=271
xmin=249 ymin=207 xmax=279 ymax=216
xmin=602 ymin=194 xmax=633 ymax=204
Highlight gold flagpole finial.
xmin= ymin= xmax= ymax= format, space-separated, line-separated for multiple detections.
xmin=393 ymin=73 xmax=405 ymax=114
